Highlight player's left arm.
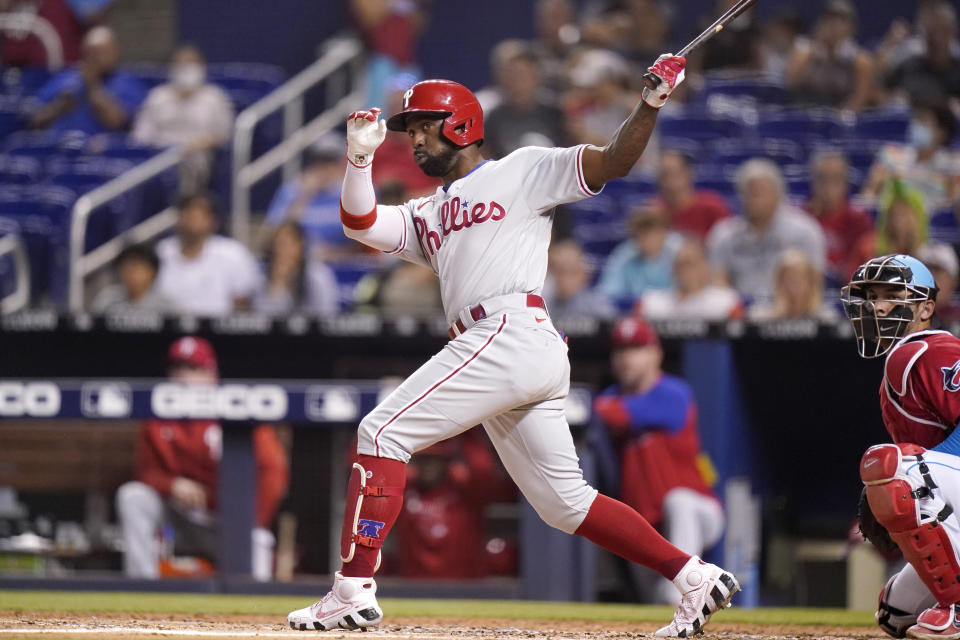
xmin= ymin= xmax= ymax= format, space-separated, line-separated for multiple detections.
xmin=579 ymin=54 xmax=686 ymax=192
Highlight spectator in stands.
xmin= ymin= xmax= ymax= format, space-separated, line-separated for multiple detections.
xmin=483 ymin=43 xmax=568 ymax=159
xmin=91 ymin=244 xmax=175 ymax=313
xmin=263 ymin=134 xmax=364 ymax=263
xmin=358 ymin=262 xmax=443 ymax=319
xmin=592 ymin=318 xmax=724 ymax=605
xmin=804 ymin=150 xmax=873 ymax=284
xmin=116 ymin=336 xmax=288 ymax=580
xmin=648 ymin=150 xmax=731 ymax=242
xmin=851 ymin=179 xmax=930 ymax=276
xmin=707 ymin=158 xmax=826 ymax=302
xmin=155 ymin=192 xmax=262 ymax=316
xmin=860 ymin=100 xmax=960 ymax=215
xmin=0 ymin=0 xmax=111 ymax=67
xmin=543 ymin=239 xmax=616 ymax=319
xmin=639 ymin=240 xmax=742 ymax=321
xmin=761 ymin=9 xmax=804 ymax=81
xmin=784 ymin=0 xmax=876 ymax=112
xmin=598 ymin=206 xmax=684 ymax=307
xmin=254 ymin=222 xmax=340 ymax=317
xmin=918 ymin=241 xmax=960 ymax=323
xmin=580 ymin=0 xmax=668 ymax=65
xmin=691 ymin=0 xmax=763 ymax=74
xmin=131 ymin=45 xmax=234 ymax=195
xmin=885 ymin=1 xmax=960 ymax=106
xmin=370 ymin=74 xmax=441 ymax=198
xmin=532 ymin=0 xmax=579 ymax=98
xmin=389 ymin=431 xmax=515 ymax=578
xmin=747 ymin=249 xmax=838 ymax=322
xmin=28 ymin=25 xmax=145 ymax=135
xmin=565 ymin=49 xmax=649 ymax=169
xmin=474 ymin=39 xmax=528 ymax=113
xmin=351 ymin=0 xmax=427 ymax=110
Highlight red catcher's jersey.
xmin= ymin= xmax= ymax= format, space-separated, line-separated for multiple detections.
xmin=880 ymin=330 xmax=960 ymax=447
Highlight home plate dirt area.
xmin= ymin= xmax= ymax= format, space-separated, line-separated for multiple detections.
xmin=0 ymin=613 xmax=885 ymax=640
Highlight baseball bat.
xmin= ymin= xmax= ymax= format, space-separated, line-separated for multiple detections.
xmin=642 ymin=0 xmax=760 ymax=88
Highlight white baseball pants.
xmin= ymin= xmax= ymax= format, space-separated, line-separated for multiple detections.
xmin=356 ymin=304 xmax=598 ymax=534
xmin=881 ymin=449 xmax=960 ymax=618
xmin=115 ymin=480 xmax=275 ymax=580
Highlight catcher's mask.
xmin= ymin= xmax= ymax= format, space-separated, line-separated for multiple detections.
xmin=840 ymin=254 xmax=938 ymax=358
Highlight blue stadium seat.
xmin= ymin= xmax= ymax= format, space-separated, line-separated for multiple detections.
xmin=83 ymin=133 xmax=162 ymax=162
xmin=47 ymin=156 xmax=137 ymax=193
xmin=0 ymin=153 xmax=42 ymax=184
xmin=656 ymin=109 xmax=742 ymax=141
xmin=3 ymin=130 xmax=88 ymax=156
xmin=755 ymin=108 xmax=847 ymax=142
xmin=853 ymin=108 xmax=910 ymax=143
xmin=930 ymin=209 xmax=960 ymax=244
xmin=700 ymin=75 xmax=788 ymax=105
xmin=0 ymin=66 xmax=51 ymax=96
xmin=330 ymin=260 xmax=379 ymax=310
xmin=124 ymin=64 xmax=168 ymax=91
xmin=0 ymin=185 xmax=76 ymax=303
xmin=710 ymin=137 xmax=806 ymax=167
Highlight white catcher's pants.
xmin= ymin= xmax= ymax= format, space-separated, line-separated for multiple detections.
xmin=880 ymin=449 xmax=960 ymax=618
xmin=357 ymin=307 xmax=598 ymax=534
xmin=116 ymin=480 xmax=275 ymax=580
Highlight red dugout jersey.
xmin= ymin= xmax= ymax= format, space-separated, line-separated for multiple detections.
xmin=135 ymin=419 xmax=289 ymax=527
xmin=880 ymin=330 xmax=960 ymax=448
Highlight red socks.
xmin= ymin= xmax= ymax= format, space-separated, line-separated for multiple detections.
xmin=575 ymin=493 xmax=690 ymax=580
xmin=340 ymin=454 xmax=406 ymax=578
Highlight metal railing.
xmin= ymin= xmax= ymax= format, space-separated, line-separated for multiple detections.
xmin=68 ymin=146 xmax=185 ymax=312
xmin=0 ymin=12 xmax=63 ymax=70
xmin=231 ymin=37 xmax=364 ymax=245
xmin=0 ymin=233 xmax=30 ymax=314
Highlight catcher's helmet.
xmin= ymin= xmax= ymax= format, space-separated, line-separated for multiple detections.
xmin=386 ymin=79 xmax=483 ymax=147
xmin=840 ymin=254 xmax=938 ymax=358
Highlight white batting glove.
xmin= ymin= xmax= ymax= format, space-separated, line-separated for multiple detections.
xmin=346 ymin=107 xmax=387 ymax=168
xmin=642 ymin=54 xmax=686 ymax=109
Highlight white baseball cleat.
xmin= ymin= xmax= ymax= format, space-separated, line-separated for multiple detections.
xmin=287 ymin=571 xmax=383 ymax=631
xmin=654 ymin=556 xmax=740 ymax=637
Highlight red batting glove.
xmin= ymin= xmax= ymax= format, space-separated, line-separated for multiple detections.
xmin=347 ymin=107 xmax=382 ymax=123
xmin=643 ymin=54 xmax=686 ymax=109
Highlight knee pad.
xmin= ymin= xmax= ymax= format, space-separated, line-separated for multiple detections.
xmin=340 ymin=462 xmax=404 ymax=570
xmin=861 ymin=444 xmax=960 ymax=606
xmin=877 ymin=575 xmax=918 ymax=638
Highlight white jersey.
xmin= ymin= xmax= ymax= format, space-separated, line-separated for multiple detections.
xmin=377 ymin=145 xmax=599 ymax=323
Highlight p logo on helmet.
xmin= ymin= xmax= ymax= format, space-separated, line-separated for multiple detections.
xmin=386 ymin=79 xmax=484 ymax=148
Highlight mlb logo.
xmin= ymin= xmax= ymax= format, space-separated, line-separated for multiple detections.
xmin=81 ymin=382 xmax=132 ymax=418
xmin=305 ymin=386 xmax=359 ymax=422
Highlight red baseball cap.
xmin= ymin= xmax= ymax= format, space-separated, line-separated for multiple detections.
xmin=167 ymin=336 xmax=218 ymax=375
xmin=611 ymin=317 xmax=659 ymax=349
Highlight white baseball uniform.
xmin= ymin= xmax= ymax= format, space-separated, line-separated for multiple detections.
xmin=348 ymin=144 xmax=602 ymax=533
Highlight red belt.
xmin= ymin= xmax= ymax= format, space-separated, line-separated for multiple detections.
xmin=448 ymin=294 xmax=546 ymax=339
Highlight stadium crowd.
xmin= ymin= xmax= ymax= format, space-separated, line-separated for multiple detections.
xmin=0 ymin=0 xmax=958 ymax=323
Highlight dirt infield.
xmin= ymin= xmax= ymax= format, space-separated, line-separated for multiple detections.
xmin=0 ymin=612 xmax=885 ymax=640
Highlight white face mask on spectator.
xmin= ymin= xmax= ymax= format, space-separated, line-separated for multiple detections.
xmin=908 ymin=120 xmax=935 ymax=151
xmin=171 ymin=63 xmax=206 ymax=91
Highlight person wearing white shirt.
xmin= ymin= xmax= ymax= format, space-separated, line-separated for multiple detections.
xmin=155 ymin=193 xmax=261 ymax=317
xmin=131 ymin=45 xmax=234 ymax=193
xmin=640 ymin=240 xmax=742 ymax=321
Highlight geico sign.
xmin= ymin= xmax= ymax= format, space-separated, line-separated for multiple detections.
xmin=0 ymin=382 xmax=61 ymax=417
xmin=151 ymin=384 xmax=288 ymax=421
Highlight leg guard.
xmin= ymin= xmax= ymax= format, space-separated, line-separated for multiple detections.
xmin=861 ymin=444 xmax=960 ymax=607
xmin=340 ymin=458 xmax=405 ymax=575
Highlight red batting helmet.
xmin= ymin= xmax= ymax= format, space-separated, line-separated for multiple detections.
xmin=386 ymin=79 xmax=484 ymax=147
xmin=167 ymin=336 xmax=218 ymax=376
xmin=611 ymin=318 xmax=659 ymax=349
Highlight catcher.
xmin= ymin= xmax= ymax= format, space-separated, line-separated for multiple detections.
xmin=844 ymin=254 xmax=960 ymax=639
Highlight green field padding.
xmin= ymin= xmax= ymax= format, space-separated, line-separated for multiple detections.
xmin=0 ymin=590 xmax=875 ymax=627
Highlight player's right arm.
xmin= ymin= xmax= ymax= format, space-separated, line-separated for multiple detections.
xmin=340 ymin=108 xmax=428 ymax=265
xmin=579 ymin=54 xmax=686 ymax=192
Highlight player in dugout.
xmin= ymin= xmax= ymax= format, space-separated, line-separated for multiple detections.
xmin=286 ymin=49 xmax=740 ymax=637
xmin=592 ymin=318 xmax=724 ymax=606
xmin=845 ymin=254 xmax=960 ymax=640
xmin=115 ymin=336 xmax=288 ymax=581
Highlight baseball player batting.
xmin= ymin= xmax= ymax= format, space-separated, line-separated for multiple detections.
xmin=287 ymin=53 xmax=741 ymax=637
xmin=843 ymin=254 xmax=960 ymax=640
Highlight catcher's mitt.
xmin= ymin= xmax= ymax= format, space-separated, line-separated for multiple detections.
xmin=858 ymin=487 xmax=898 ymax=554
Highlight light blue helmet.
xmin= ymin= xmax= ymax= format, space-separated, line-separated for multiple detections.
xmin=840 ymin=254 xmax=939 ymax=358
